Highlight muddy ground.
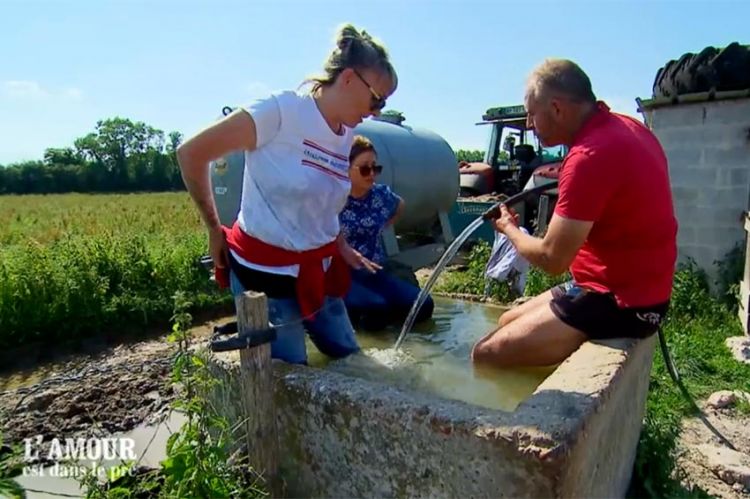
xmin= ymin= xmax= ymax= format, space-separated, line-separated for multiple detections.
xmin=0 ymin=318 xmax=227 ymax=467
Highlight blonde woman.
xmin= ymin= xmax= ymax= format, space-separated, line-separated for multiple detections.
xmin=177 ymin=25 xmax=397 ymax=364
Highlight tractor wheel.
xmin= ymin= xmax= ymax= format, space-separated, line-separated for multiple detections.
xmin=681 ymin=46 xmax=719 ymax=94
xmin=654 ymin=53 xmax=691 ymax=98
xmin=652 ymin=43 xmax=750 ymax=99
xmin=712 ymin=42 xmax=750 ymax=91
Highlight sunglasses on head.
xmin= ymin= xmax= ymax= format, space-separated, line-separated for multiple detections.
xmin=352 ymin=68 xmax=387 ymax=112
xmin=355 ymin=163 xmax=383 ymax=176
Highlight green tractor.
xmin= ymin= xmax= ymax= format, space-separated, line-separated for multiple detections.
xmin=448 ymin=105 xmax=567 ymax=242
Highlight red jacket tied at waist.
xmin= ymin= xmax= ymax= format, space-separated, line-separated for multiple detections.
xmin=214 ymin=222 xmax=351 ymax=319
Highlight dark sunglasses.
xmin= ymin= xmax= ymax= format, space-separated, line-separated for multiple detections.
xmin=352 ymin=68 xmax=387 ymax=112
xmin=355 ymin=164 xmax=383 ymax=176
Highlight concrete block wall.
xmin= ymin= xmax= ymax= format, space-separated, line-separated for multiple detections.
xmin=642 ymin=98 xmax=750 ymax=288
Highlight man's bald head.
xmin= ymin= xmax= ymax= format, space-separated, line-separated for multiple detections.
xmin=524 ymin=59 xmax=598 ymax=147
xmin=526 ymin=59 xmax=596 ymax=104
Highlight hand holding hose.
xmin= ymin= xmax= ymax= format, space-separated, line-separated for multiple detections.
xmin=491 ymin=204 xmax=521 ymax=234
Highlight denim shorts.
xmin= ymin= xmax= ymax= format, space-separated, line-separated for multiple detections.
xmin=229 ymin=269 xmax=360 ymax=364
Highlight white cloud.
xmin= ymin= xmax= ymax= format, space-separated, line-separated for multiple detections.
xmin=3 ymin=80 xmax=50 ymax=100
xmin=2 ymin=81 xmax=84 ymax=102
xmin=63 ymin=87 xmax=84 ymax=101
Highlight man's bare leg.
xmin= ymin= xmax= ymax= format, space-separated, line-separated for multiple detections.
xmin=472 ymin=289 xmax=556 ymax=351
xmin=497 ymin=289 xmax=556 ymax=327
xmin=471 ymin=300 xmax=587 ymax=368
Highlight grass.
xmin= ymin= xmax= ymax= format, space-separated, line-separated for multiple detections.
xmin=0 ymin=193 xmax=230 ymax=350
xmin=432 ymin=240 xmax=570 ymax=300
xmin=0 ymin=432 xmax=25 ymax=499
xmin=434 ymin=242 xmax=750 ymax=497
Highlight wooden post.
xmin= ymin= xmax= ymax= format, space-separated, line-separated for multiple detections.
xmin=235 ymin=290 xmax=281 ymax=495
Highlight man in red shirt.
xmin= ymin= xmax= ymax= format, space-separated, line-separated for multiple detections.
xmin=471 ymin=59 xmax=678 ymax=368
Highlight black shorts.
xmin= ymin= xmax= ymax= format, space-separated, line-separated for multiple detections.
xmin=227 ymin=251 xmax=297 ymax=298
xmin=549 ymin=281 xmax=669 ymax=340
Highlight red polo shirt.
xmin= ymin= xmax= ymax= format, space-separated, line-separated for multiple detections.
xmin=554 ymin=102 xmax=678 ymax=308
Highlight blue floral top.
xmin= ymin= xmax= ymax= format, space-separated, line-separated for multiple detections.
xmin=339 ymin=184 xmax=400 ymax=265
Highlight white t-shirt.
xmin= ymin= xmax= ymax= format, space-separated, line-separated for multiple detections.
xmin=230 ymin=90 xmax=354 ymax=277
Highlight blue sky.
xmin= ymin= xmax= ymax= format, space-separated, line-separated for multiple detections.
xmin=1 ymin=0 xmax=748 ymax=165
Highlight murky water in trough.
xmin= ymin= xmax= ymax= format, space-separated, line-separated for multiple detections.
xmin=308 ymin=296 xmax=554 ymax=412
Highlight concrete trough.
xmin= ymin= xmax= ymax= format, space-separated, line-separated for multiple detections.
xmin=207 ymin=335 xmax=655 ymax=498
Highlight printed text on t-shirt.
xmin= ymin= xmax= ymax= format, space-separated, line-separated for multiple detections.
xmin=301 ymin=139 xmax=349 ymax=180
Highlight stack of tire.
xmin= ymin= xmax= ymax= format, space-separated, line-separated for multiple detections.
xmin=652 ymin=42 xmax=750 ymax=99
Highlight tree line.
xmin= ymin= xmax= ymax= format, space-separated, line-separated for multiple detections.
xmin=0 ymin=118 xmax=185 ymax=194
xmin=454 ymin=150 xmax=484 ymax=163
xmin=0 ymin=116 xmax=486 ymax=195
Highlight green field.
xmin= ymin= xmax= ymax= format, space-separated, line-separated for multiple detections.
xmin=0 ymin=193 xmax=229 ymax=349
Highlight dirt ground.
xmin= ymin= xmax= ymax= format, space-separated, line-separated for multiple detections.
xmin=675 ymin=400 xmax=750 ymax=497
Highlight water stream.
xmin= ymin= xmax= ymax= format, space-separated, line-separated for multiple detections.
xmin=394 ymin=217 xmax=485 ymax=350
xmin=393 ymin=180 xmax=559 ymax=350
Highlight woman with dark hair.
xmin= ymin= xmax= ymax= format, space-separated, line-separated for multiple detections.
xmin=340 ymin=135 xmax=434 ymax=330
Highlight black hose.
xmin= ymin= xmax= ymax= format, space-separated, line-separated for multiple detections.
xmin=657 ymin=327 xmax=737 ymax=450
xmin=481 ymin=180 xmax=559 ymax=220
